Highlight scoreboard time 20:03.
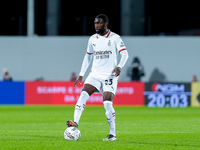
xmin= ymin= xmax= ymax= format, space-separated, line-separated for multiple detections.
xmin=144 ymin=83 xmax=191 ymax=107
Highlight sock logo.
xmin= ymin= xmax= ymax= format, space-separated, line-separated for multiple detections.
xmin=76 ymin=105 xmax=81 ymax=108
xmin=83 ymin=104 xmax=86 ymax=109
xmin=112 ymin=112 xmax=115 ymax=117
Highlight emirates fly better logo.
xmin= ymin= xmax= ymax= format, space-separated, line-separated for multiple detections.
xmin=94 ymin=50 xmax=112 ymax=59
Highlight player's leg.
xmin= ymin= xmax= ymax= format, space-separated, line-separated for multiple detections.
xmin=103 ymin=92 xmax=117 ymax=141
xmin=67 ymin=84 xmax=96 ymax=127
xmin=102 ymin=77 xmax=118 ymax=141
xmin=67 ymin=74 xmax=101 ymax=127
xmin=73 ymin=84 xmax=97 ymax=124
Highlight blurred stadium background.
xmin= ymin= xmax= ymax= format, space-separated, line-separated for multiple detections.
xmin=0 ymin=0 xmax=200 ymax=106
xmin=0 ymin=1 xmax=200 ymax=149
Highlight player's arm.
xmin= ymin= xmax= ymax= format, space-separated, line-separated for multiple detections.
xmin=74 ymin=53 xmax=93 ymax=88
xmin=112 ymin=50 xmax=129 ymax=77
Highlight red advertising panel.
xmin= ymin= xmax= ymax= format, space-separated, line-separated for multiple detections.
xmin=114 ymin=82 xmax=144 ymax=105
xmin=25 ymin=81 xmax=144 ymax=106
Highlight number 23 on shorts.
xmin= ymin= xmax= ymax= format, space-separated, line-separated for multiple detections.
xmin=105 ymin=79 xmax=113 ymax=85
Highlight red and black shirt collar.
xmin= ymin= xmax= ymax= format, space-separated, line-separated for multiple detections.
xmin=96 ymin=30 xmax=111 ymax=39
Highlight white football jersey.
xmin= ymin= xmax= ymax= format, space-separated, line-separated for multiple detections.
xmin=86 ymin=30 xmax=127 ymax=79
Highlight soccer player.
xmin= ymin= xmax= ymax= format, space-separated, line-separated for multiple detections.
xmin=67 ymin=14 xmax=129 ymax=141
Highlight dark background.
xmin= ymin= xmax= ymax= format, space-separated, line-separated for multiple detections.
xmin=0 ymin=0 xmax=199 ymax=36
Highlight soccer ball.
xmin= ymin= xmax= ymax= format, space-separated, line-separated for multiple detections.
xmin=64 ymin=127 xmax=81 ymax=141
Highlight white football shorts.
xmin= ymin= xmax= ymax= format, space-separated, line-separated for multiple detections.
xmin=84 ymin=73 xmax=119 ymax=95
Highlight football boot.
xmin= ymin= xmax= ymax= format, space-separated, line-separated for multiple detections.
xmin=66 ymin=120 xmax=78 ymax=128
xmin=103 ymin=134 xmax=117 ymax=141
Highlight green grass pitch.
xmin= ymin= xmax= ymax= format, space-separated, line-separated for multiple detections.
xmin=0 ymin=105 xmax=200 ymax=150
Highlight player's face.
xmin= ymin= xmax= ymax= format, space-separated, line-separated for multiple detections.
xmin=94 ymin=18 xmax=107 ymax=34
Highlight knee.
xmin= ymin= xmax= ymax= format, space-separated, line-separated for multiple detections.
xmin=103 ymin=92 xmax=114 ymax=101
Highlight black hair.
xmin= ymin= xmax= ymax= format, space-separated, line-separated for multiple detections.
xmin=95 ymin=14 xmax=109 ymax=24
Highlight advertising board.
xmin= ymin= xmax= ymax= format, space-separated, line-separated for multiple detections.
xmin=26 ymin=81 xmax=144 ymax=106
xmin=191 ymin=82 xmax=200 ymax=107
xmin=0 ymin=82 xmax=25 ymax=104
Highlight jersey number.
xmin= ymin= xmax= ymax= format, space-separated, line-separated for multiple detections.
xmin=105 ymin=79 xmax=113 ymax=85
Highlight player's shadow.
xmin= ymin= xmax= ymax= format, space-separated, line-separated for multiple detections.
xmin=149 ymin=68 xmax=167 ymax=82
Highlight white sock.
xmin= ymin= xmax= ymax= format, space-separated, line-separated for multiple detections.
xmin=74 ymin=91 xmax=89 ymax=124
xmin=103 ymin=101 xmax=116 ymax=136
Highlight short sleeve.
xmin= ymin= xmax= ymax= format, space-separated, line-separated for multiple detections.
xmin=86 ymin=37 xmax=94 ymax=54
xmin=115 ymin=35 xmax=127 ymax=53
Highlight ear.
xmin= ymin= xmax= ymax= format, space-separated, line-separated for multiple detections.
xmin=105 ymin=23 xmax=108 ymax=27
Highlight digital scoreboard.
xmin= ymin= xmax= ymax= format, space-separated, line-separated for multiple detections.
xmin=145 ymin=83 xmax=191 ymax=107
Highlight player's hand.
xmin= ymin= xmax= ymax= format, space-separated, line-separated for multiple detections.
xmin=74 ymin=76 xmax=83 ymax=88
xmin=112 ymin=67 xmax=121 ymax=77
